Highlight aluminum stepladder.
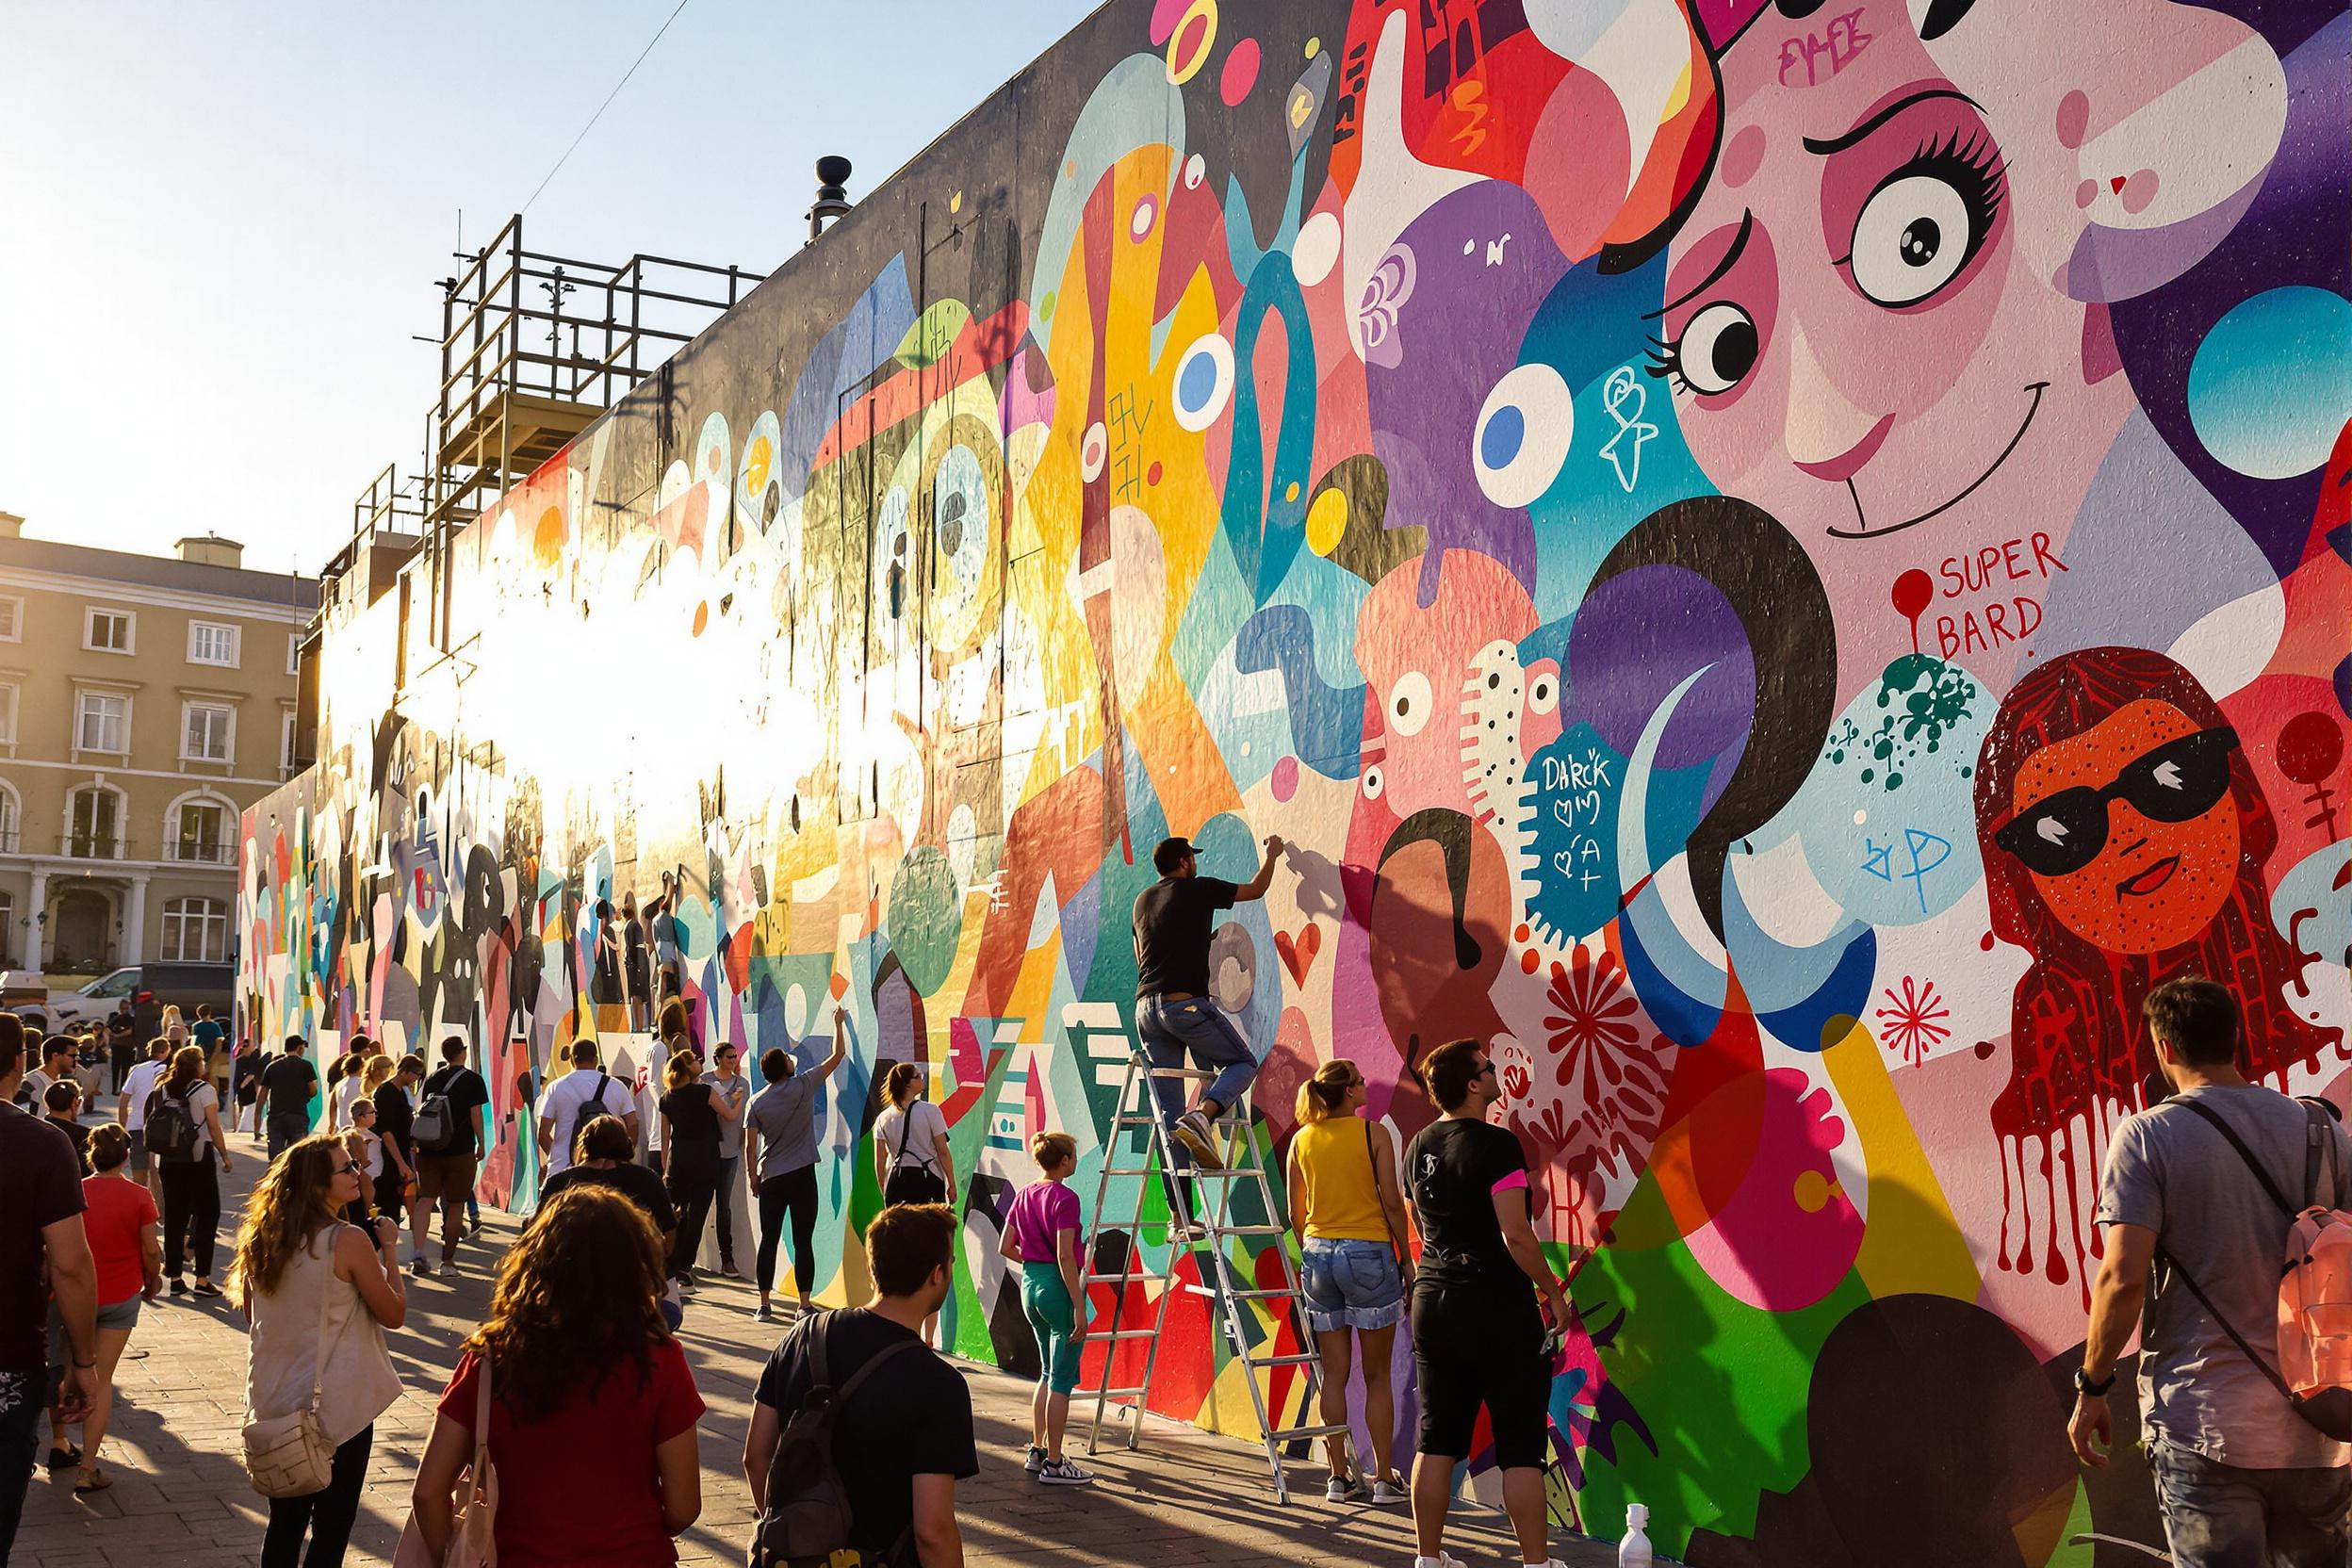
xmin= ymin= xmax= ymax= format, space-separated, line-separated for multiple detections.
xmin=1075 ymin=1017 xmax=1347 ymax=1503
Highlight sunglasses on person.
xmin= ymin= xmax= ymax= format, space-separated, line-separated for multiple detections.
xmin=1993 ymin=727 xmax=2238 ymax=878
xmin=328 ymin=1159 xmax=359 ymax=1177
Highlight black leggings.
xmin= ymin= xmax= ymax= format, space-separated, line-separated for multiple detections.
xmin=262 ymin=1423 xmax=372 ymax=1568
xmin=158 ymin=1158 xmax=221 ymax=1281
xmin=668 ymin=1166 xmax=717 ymax=1277
xmin=758 ymin=1165 xmax=820 ymax=1296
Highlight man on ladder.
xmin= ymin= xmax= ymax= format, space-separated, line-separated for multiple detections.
xmin=1132 ymin=831 xmax=1288 ymax=1206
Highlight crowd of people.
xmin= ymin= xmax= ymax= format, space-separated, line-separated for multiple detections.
xmin=0 ymin=841 xmax=2331 ymax=1568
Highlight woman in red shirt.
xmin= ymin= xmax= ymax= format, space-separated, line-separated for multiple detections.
xmin=410 ymin=1184 xmax=704 ymax=1566
xmin=66 ymin=1123 xmax=161 ymax=1493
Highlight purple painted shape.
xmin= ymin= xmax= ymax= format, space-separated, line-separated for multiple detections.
xmin=1566 ymin=564 xmax=1756 ymax=785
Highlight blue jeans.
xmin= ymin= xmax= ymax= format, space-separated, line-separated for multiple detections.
xmin=1300 ymin=1237 xmax=1406 ymax=1332
xmin=1136 ymin=994 xmax=1256 ymax=1214
xmin=2148 ymin=1439 xmax=2352 ymax=1568
xmin=266 ymin=1112 xmax=308 ymax=1161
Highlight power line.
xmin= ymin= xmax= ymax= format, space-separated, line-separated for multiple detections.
xmin=518 ymin=0 xmax=693 ymax=216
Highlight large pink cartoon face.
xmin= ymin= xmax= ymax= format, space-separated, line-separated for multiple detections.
xmin=1658 ymin=0 xmax=2126 ymax=567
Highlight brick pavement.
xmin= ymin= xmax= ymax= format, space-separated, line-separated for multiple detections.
xmin=16 ymin=1117 xmax=1620 ymax=1567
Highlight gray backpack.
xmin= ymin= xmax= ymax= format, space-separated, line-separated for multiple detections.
xmin=749 ymin=1313 xmax=921 ymax=1568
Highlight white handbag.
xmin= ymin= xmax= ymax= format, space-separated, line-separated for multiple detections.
xmin=242 ymin=1250 xmax=337 ymax=1498
xmin=394 ymin=1354 xmax=499 ymax=1567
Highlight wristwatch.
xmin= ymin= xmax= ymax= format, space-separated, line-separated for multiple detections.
xmin=2073 ymin=1366 xmax=2116 ymax=1397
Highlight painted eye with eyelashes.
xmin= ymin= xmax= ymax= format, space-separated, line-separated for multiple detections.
xmin=1647 ymin=302 xmax=1761 ymax=396
xmin=1837 ymin=129 xmax=2007 ymax=308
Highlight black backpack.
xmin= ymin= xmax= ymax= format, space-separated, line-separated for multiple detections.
xmin=750 ymin=1313 xmax=922 ymax=1568
xmin=146 ymin=1082 xmax=203 ymax=1163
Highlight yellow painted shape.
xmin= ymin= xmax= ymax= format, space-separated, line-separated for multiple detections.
xmin=1823 ymin=1019 xmax=1982 ymax=1301
xmin=1305 ymin=486 xmax=1348 ymax=555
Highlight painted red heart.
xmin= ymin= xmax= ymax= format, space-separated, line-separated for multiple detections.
xmin=1274 ymin=924 xmax=1321 ymax=986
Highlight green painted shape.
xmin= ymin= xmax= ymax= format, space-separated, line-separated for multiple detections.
xmin=1569 ymin=1170 xmax=1870 ymax=1553
xmin=2043 ymin=1476 xmax=2097 ymax=1568
xmin=887 ymin=846 xmax=962 ymax=996
xmin=893 ymin=299 xmax=974 ymax=368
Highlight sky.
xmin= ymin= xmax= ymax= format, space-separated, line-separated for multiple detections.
xmin=1 ymin=0 xmax=1094 ymax=580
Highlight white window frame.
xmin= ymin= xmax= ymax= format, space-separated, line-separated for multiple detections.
xmin=188 ymin=621 xmax=240 ymax=668
xmin=75 ymin=690 xmax=129 ymax=755
xmin=281 ymin=709 xmax=298 ymax=778
xmin=0 ymin=780 xmax=19 ymax=854
xmin=0 ymin=680 xmax=15 ymax=744
xmin=0 ymin=596 xmax=21 ymax=642
xmin=286 ymin=633 xmax=300 ymax=676
xmin=165 ymin=790 xmax=234 ymax=865
xmin=83 ymin=608 xmax=135 ymax=655
xmin=66 ymin=782 xmax=125 ymax=858
xmin=181 ymin=700 xmax=235 ymax=764
xmin=159 ymin=896 xmax=229 ymax=963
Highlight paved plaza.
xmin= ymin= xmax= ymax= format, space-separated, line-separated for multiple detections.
xmin=15 ymin=1117 xmax=1614 ymax=1567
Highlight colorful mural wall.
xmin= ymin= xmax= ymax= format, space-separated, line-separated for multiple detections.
xmin=240 ymin=0 xmax=2352 ymax=1558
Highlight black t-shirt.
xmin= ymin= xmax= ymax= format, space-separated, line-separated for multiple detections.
xmin=1131 ymin=875 xmax=1237 ymax=998
xmin=46 ymin=1117 xmax=92 ymax=1177
xmin=373 ymin=1079 xmax=416 ymax=1161
xmin=2 ymin=1105 xmax=86 ymax=1373
xmin=422 ymin=1064 xmax=492 ymax=1157
xmin=1405 ymin=1118 xmax=1533 ymax=1290
xmin=659 ymin=1085 xmax=721 ymax=1181
xmin=260 ymin=1054 xmax=318 ymax=1113
xmin=754 ymin=1308 xmax=978 ymax=1554
xmin=541 ymin=1162 xmax=677 ymax=1236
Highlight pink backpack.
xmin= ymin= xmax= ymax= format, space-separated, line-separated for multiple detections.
xmin=2163 ymin=1096 xmax=2352 ymax=1441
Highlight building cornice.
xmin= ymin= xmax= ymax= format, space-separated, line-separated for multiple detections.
xmin=0 ymin=565 xmax=312 ymax=623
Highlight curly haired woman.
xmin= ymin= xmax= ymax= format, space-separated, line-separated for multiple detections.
xmin=231 ymin=1134 xmax=407 ymax=1567
xmin=411 ymin=1184 xmax=705 ymax=1568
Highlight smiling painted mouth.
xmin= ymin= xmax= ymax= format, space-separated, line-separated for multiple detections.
xmin=2117 ymin=856 xmax=2181 ymax=898
xmin=1825 ymin=382 xmax=2050 ymax=541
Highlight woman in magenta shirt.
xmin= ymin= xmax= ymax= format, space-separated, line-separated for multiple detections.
xmin=66 ymin=1123 xmax=161 ymax=1493
xmin=411 ymin=1184 xmax=704 ymax=1566
xmin=997 ymin=1130 xmax=1092 ymax=1487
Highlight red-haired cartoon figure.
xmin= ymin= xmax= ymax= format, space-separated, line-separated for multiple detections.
xmin=1973 ymin=645 xmax=2342 ymax=1294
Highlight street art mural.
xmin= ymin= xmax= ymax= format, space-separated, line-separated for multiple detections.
xmin=240 ymin=0 xmax=2350 ymax=1558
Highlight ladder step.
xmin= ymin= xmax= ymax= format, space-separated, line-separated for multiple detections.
xmin=1145 ymin=1068 xmax=1218 ymax=1080
xmin=1095 ymin=1330 xmax=1158 ymax=1342
xmin=1083 ymin=1271 xmax=1164 ymax=1285
xmin=1209 ymin=1224 xmax=1285 ymax=1236
xmin=1101 ymin=1167 xmax=1161 ymax=1177
xmin=1282 ymin=1423 xmax=1351 ymax=1439
xmin=1247 ymin=1352 xmax=1322 ymax=1368
xmin=1190 ymin=1285 xmax=1299 ymax=1301
xmin=1095 ymin=1386 xmax=1148 ymax=1399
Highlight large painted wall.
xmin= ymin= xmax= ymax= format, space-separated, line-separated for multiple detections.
xmin=241 ymin=0 xmax=2352 ymax=1558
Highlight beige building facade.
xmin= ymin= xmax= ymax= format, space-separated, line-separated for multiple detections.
xmin=0 ymin=513 xmax=317 ymax=975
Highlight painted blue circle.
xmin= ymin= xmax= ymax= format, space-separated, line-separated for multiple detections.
xmin=2186 ymin=286 xmax=2352 ymax=480
xmin=1480 ymin=405 xmax=1527 ymax=470
xmin=1178 ymin=351 xmax=1219 ymax=412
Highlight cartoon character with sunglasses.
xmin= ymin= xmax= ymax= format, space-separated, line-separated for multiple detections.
xmin=1973 ymin=648 xmax=2340 ymax=1284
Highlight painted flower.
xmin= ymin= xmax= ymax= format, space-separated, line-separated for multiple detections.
xmin=1357 ymin=243 xmax=1416 ymax=369
xmin=1544 ymin=944 xmax=1642 ymax=1102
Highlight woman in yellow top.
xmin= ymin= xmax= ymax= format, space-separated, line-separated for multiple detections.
xmin=1285 ymin=1059 xmax=1414 ymax=1505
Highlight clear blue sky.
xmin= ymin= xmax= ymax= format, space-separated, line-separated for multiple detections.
xmin=1 ymin=0 xmax=1093 ymax=579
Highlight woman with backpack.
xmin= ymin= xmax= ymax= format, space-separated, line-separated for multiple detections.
xmin=873 ymin=1062 xmax=955 ymax=1347
xmin=232 ymin=1135 xmax=406 ymax=1568
xmin=153 ymin=1044 xmax=233 ymax=1297
xmin=409 ymin=1184 xmax=704 ymax=1567
xmin=657 ymin=1048 xmax=736 ymax=1288
xmin=1285 ymin=1058 xmax=1413 ymax=1505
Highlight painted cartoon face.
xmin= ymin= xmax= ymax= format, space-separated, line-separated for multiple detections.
xmin=2000 ymin=699 xmax=2241 ymax=954
xmin=1658 ymin=0 xmax=2125 ymax=561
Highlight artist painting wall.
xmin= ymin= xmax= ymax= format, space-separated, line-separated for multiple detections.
xmin=240 ymin=0 xmax=2352 ymax=1558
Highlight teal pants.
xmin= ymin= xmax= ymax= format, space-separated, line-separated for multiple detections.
xmin=1020 ymin=1261 xmax=1082 ymax=1396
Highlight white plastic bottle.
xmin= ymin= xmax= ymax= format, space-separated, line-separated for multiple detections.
xmin=1619 ymin=1502 xmax=1655 ymax=1567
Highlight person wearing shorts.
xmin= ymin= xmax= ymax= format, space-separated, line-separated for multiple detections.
xmin=1402 ymin=1038 xmax=1573 ymax=1568
xmin=1287 ymin=1058 xmax=1413 ymax=1504
xmin=414 ymin=1036 xmax=490 ymax=1278
xmin=998 ymin=1132 xmax=1092 ymax=1487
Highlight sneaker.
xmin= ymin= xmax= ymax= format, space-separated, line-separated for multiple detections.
xmin=168 ymin=1278 xmax=188 ymax=1297
xmin=1036 ymin=1457 xmax=1094 ymax=1487
xmin=1023 ymin=1446 xmax=1047 ymax=1475
xmin=191 ymin=1279 xmax=222 ymax=1298
xmin=408 ymin=1253 xmax=429 ymax=1276
xmin=755 ymin=1303 xmax=776 ymax=1323
xmin=1167 ymin=1218 xmax=1207 ymax=1245
xmin=1411 ymin=1556 xmax=1468 ymax=1568
xmin=1370 ymin=1473 xmax=1409 ymax=1506
xmin=673 ymin=1273 xmax=697 ymax=1295
xmin=1325 ymin=1472 xmax=1366 ymax=1503
xmin=438 ymin=1260 xmax=460 ymax=1279
xmin=1171 ymin=1110 xmax=1223 ymax=1168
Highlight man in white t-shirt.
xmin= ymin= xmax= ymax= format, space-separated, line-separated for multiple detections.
xmin=114 ymin=1038 xmax=172 ymax=1200
xmin=535 ymin=1038 xmax=640 ymax=1177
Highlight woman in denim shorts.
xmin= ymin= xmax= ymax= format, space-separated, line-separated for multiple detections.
xmin=1286 ymin=1059 xmax=1414 ymax=1504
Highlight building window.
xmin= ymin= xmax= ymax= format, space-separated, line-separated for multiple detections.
xmin=188 ymin=622 xmax=239 ymax=667
xmin=281 ymin=710 xmax=298 ymax=778
xmin=182 ymin=701 xmax=234 ymax=763
xmin=286 ymin=633 xmax=300 ymax=676
xmin=172 ymin=798 xmax=231 ymax=864
xmin=68 ymin=785 xmax=121 ymax=858
xmin=75 ymin=692 xmax=128 ymax=754
xmin=0 ymin=785 xmax=17 ymax=854
xmin=0 ymin=682 xmax=15 ymax=744
xmin=159 ymin=897 xmax=228 ymax=962
xmin=84 ymin=609 xmax=134 ymax=654
xmin=0 ymin=596 xmax=21 ymax=642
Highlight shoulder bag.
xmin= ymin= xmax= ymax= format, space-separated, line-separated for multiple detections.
xmin=883 ymin=1103 xmax=949 ymax=1208
xmin=242 ymin=1234 xmax=341 ymax=1497
xmin=394 ymin=1353 xmax=500 ymax=1566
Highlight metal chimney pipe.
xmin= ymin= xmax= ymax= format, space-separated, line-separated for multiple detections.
xmin=808 ymin=156 xmax=853 ymax=245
